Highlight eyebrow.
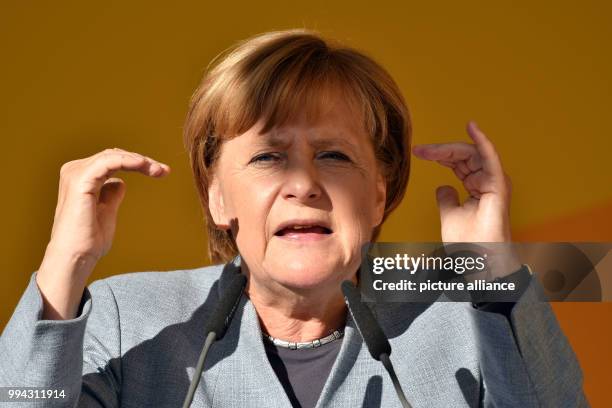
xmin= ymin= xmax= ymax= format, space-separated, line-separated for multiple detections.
xmin=254 ymin=134 xmax=357 ymax=152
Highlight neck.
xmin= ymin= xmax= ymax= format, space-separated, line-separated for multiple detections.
xmin=244 ymin=270 xmax=357 ymax=342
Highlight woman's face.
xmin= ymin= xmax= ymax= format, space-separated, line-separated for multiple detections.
xmin=208 ymin=96 xmax=386 ymax=292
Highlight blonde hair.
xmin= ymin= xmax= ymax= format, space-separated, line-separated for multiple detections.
xmin=183 ymin=29 xmax=412 ymax=264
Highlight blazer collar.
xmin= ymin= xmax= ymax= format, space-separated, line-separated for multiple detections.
xmin=212 ymin=254 xmax=364 ymax=408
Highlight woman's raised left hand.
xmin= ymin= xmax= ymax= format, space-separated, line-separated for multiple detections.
xmin=412 ymin=121 xmax=521 ymax=276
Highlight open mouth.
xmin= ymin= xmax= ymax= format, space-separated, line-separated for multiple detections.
xmin=274 ymin=225 xmax=333 ymax=237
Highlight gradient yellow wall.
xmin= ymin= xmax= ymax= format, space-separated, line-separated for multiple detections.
xmin=1 ymin=1 xmax=610 ymax=405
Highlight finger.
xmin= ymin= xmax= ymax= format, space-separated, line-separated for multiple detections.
xmin=436 ymin=160 xmax=472 ymax=181
xmin=99 ymin=177 xmax=126 ymax=208
xmin=466 ymin=121 xmax=503 ymax=175
xmin=464 ymin=167 xmax=498 ymax=193
xmin=436 ymin=185 xmax=460 ymax=222
xmin=412 ymin=142 xmax=477 ymax=163
xmin=93 ymin=148 xmax=171 ymax=174
xmin=98 ymin=178 xmax=126 ymax=239
xmin=78 ymin=153 xmax=169 ymax=196
xmin=452 ymin=166 xmax=467 ymax=181
xmin=456 ymin=160 xmax=470 ymax=175
xmin=417 ymin=143 xmax=484 ymax=178
xmin=463 ymin=171 xmax=483 ymax=194
xmin=436 ymin=160 xmax=456 ymax=169
xmin=93 ymin=151 xmax=170 ymax=179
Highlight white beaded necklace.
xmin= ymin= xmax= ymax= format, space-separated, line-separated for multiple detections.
xmin=263 ymin=329 xmax=344 ymax=350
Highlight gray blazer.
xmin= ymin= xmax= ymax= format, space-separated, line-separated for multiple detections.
xmin=1 ymin=255 xmax=589 ymax=407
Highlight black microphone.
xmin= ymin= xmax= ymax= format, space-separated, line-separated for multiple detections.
xmin=182 ymin=273 xmax=247 ymax=408
xmin=204 ymin=273 xmax=248 ymax=340
xmin=341 ymin=280 xmax=413 ymax=408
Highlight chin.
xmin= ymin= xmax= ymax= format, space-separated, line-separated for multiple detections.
xmin=274 ymin=259 xmax=344 ymax=291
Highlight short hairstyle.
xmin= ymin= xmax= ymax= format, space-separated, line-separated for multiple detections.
xmin=183 ymin=29 xmax=412 ymax=264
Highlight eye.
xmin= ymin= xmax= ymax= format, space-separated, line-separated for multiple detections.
xmin=249 ymin=152 xmax=282 ymax=164
xmin=318 ymin=151 xmax=351 ymax=161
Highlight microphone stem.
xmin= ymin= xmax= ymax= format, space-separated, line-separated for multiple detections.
xmin=182 ymin=331 xmax=217 ymax=408
xmin=380 ymin=353 xmax=413 ymax=408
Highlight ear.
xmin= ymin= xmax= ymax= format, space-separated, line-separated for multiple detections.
xmin=373 ymin=170 xmax=387 ymax=227
xmin=208 ymin=174 xmax=231 ymax=230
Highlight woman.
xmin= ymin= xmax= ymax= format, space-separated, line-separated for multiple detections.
xmin=0 ymin=29 xmax=586 ymax=407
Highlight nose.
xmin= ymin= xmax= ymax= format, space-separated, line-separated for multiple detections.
xmin=281 ymin=158 xmax=323 ymax=203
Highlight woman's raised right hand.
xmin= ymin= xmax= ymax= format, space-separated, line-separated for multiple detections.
xmin=36 ymin=148 xmax=171 ymax=320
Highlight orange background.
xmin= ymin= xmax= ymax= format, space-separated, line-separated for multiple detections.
xmin=1 ymin=1 xmax=610 ymax=405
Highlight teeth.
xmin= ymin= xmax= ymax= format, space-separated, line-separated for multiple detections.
xmin=276 ymin=224 xmax=330 ymax=234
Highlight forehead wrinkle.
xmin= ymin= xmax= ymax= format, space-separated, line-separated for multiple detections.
xmin=253 ymin=129 xmax=360 ymax=153
xmin=310 ymin=137 xmax=355 ymax=151
xmin=252 ymin=132 xmax=292 ymax=149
